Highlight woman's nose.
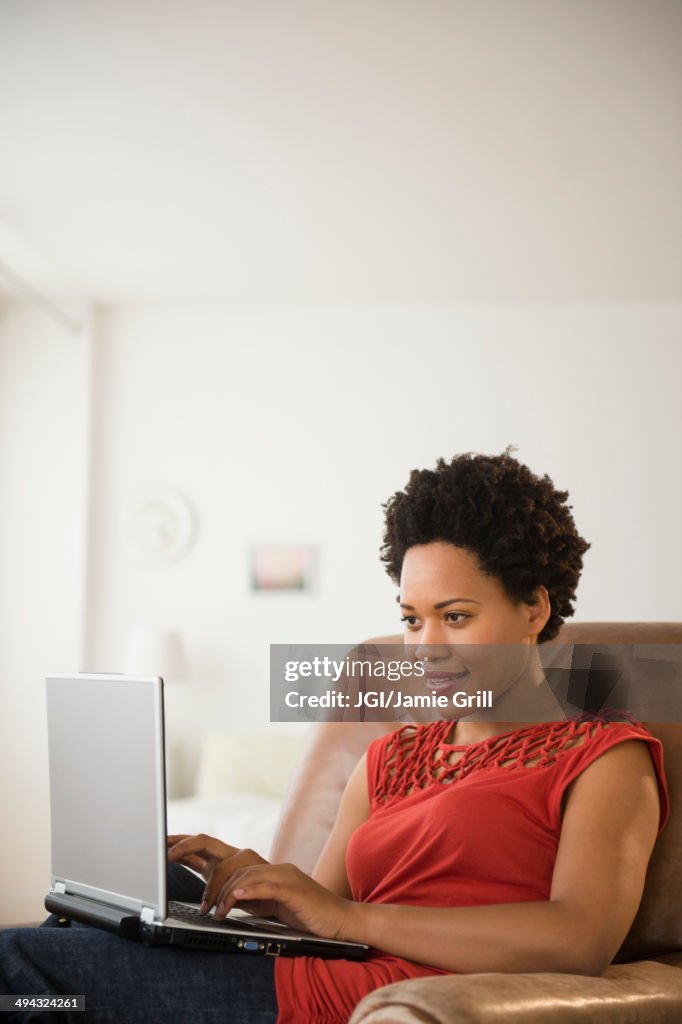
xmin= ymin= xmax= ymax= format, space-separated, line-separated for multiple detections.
xmin=416 ymin=644 xmax=451 ymax=663
xmin=415 ymin=621 xmax=453 ymax=661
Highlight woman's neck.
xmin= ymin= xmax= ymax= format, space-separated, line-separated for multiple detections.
xmin=443 ymin=647 xmax=565 ymax=746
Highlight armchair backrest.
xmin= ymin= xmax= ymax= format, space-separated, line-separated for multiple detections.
xmin=555 ymin=622 xmax=682 ymax=961
xmin=269 ymin=622 xmax=682 ymax=962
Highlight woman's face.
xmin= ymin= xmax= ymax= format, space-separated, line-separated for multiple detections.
xmin=399 ymin=541 xmax=550 ymax=707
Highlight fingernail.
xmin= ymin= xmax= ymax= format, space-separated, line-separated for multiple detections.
xmin=200 ymin=900 xmax=208 ymax=914
xmin=217 ymin=902 xmax=226 ymax=916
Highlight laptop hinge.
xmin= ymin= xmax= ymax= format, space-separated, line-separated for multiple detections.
xmin=140 ymin=906 xmax=156 ymax=925
xmin=53 ymin=882 xmax=66 ymax=895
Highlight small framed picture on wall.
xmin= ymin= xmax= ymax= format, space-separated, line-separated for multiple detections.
xmin=250 ymin=544 xmax=316 ymax=592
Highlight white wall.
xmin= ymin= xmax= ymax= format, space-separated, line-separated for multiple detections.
xmin=2 ymin=1 xmax=681 ymax=304
xmin=0 ymin=306 xmax=91 ymax=923
xmin=85 ymin=304 xmax=682 ymax=793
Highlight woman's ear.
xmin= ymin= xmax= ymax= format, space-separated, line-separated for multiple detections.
xmin=526 ymin=585 xmax=551 ymax=638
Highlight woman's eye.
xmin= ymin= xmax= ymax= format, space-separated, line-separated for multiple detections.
xmin=400 ymin=615 xmax=419 ymax=627
xmin=445 ymin=612 xmax=469 ymax=624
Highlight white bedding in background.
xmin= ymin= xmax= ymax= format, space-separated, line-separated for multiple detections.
xmin=166 ymin=791 xmax=283 ymax=859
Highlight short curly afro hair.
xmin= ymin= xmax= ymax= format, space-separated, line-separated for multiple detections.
xmin=380 ymin=447 xmax=590 ymax=643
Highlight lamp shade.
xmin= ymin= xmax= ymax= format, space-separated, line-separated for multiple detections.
xmin=124 ymin=627 xmax=188 ymax=683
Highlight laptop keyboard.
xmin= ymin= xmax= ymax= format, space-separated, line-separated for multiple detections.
xmin=167 ymin=901 xmax=277 ymax=930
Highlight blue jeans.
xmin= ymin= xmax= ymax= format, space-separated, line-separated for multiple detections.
xmin=0 ymin=864 xmax=279 ymax=1023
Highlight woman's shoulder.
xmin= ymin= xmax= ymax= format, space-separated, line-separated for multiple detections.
xmin=555 ymin=711 xmax=659 ymax=750
xmin=496 ymin=713 xmax=660 ymax=772
xmin=568 ymin=708 xmax=650 ymax=729
xmin=545 ymin=712 xmax=670 ymax=833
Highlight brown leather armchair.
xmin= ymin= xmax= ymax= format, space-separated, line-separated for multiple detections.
xmin=270 ymin=623 xmax=682 ymax=1023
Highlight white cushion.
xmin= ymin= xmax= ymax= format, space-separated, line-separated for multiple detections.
xmin=194 ymin=730 xmax=306 ymax=800
xmin=166 ymin=792 xmax=282 ymax=858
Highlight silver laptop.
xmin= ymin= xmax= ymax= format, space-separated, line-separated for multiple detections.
xmin=44 ymin=673 xmax=368 ymax=960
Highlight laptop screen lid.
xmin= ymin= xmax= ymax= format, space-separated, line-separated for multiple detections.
xmin=46 ymin=673 xmax=167 ymax=922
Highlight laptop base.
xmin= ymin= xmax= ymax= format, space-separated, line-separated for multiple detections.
xmin=45 ymin=892 xmax=366 ymax=959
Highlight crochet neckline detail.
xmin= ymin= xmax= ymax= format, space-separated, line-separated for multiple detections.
xmin=373 ymin=715 xmax=639 ymax=806
xmin=437 ymin=719 xmax=553 ymax=750
xmin=428 ymin=711 xmax=636 ymax=750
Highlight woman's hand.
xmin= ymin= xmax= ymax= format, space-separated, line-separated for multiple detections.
xmin=167 ymin=834 xmax=356 ymax=938
xmin=167 ymin=834 xmax=271 ymax=916
xmin=211 ymin=861 xmax=355 ymax=940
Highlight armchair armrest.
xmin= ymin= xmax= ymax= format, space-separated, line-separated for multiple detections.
xmin=349 ymin=960 xmax=682 ymax=1024
xmin=269 ymin=720 xmax=399 ymax=873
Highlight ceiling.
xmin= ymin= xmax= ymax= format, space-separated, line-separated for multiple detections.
xmin=0 ymin=0 xmax=681 ymax=303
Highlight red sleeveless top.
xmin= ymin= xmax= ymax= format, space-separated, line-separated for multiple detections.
xmin=274 ymin=717 xmax=669 ymax=1024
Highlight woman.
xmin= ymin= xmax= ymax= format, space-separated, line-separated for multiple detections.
xmin=1 ymin=449 xmax=669 ymax=1024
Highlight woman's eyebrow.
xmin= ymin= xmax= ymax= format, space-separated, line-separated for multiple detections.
xmin=398 ymin=597 xmax=482 ymax=610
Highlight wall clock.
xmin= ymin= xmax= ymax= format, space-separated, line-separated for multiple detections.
xmin=124 ymin=487 xmax=196 ymax=563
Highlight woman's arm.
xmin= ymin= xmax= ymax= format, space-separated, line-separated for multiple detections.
xmin=311 ymin=752 xmax=371 ymax=898
xmin=213 ymin=739 xmax=660 ymax=977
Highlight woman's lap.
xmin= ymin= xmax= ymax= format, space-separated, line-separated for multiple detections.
xmin=0 ymin=865 xmax=279 ymax=1024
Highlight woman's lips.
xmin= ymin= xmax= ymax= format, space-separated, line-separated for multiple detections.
xmin=425 ymin=669 xmax=470 ymax=692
